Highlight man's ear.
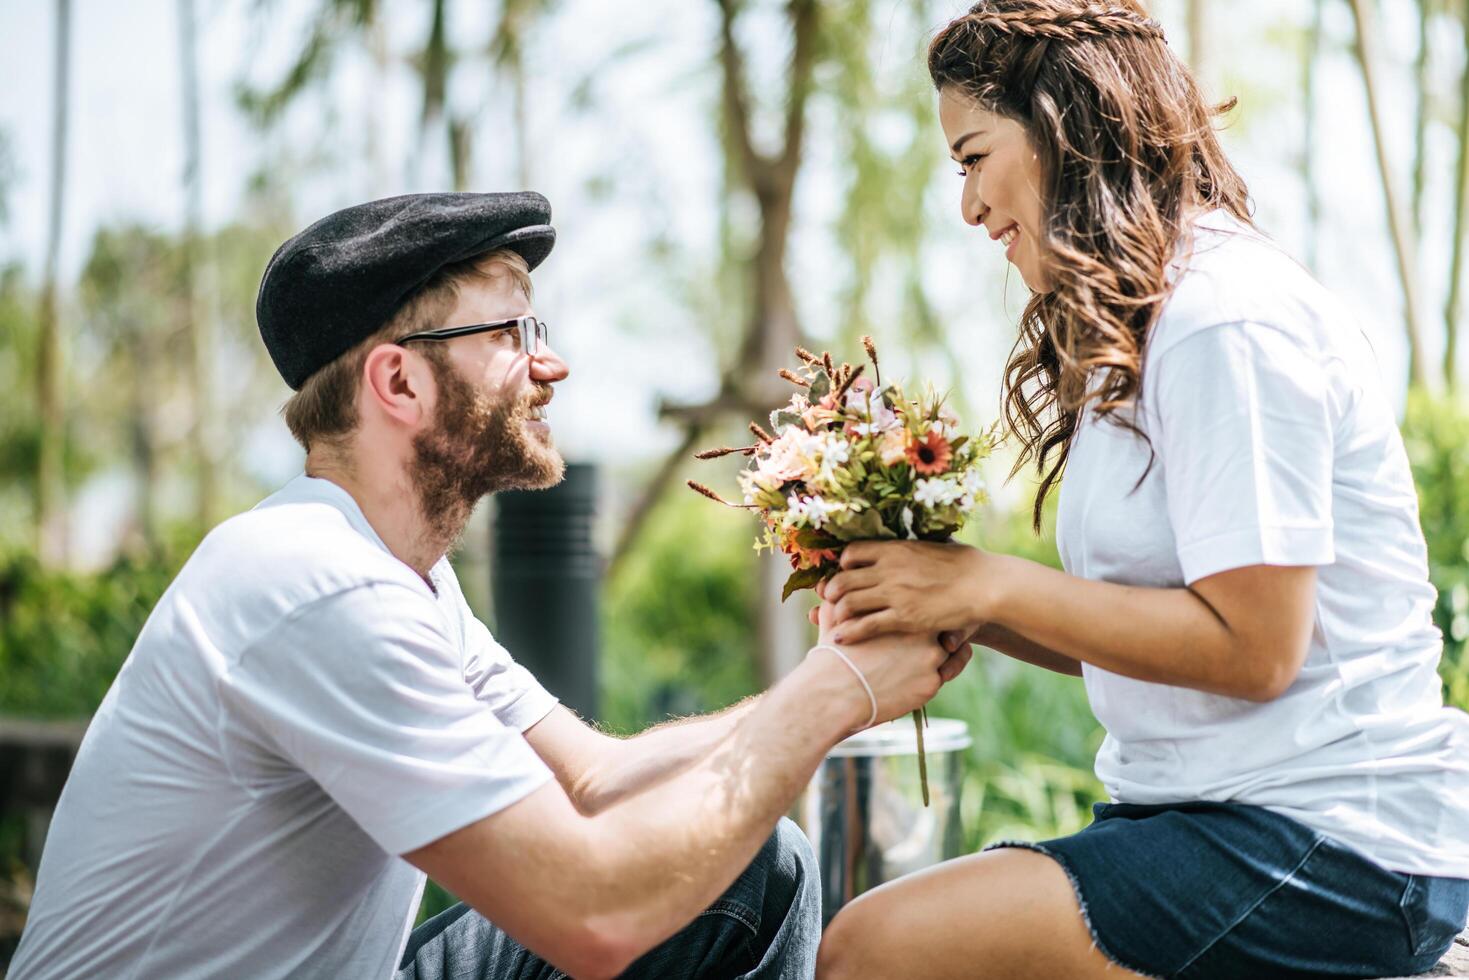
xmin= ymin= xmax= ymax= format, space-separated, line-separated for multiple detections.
xmin=360 ymin=343 xmax=434 ymax=428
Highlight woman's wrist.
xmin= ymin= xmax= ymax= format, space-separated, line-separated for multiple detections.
xmin=962 ymin=546 xmax=1015 ymax=629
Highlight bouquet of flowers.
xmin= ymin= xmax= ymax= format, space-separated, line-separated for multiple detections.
xmin=688 ymin=337 xmax=994 ymax=804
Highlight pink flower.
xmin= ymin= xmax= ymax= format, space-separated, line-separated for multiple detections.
xmin=759 ymin=429 xmax=819 ymax=482
xmin=878 ymin=428 xmax=908 ymax=467
xmin=843 ymin=376 xmax=876 ymax=408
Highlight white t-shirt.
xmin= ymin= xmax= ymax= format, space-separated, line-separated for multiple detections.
xmin=10 ymin=475 xmax=557 ymax=979
xmin=1056 ymin=209 xmax=1469 ymax=878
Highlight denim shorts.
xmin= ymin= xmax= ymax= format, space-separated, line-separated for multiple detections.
xmin=987 ymin=800 xmax=1469 ymax=979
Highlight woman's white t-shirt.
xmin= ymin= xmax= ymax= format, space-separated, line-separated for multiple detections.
xmin=1056 ymin=208 xmax=1469 ymax=878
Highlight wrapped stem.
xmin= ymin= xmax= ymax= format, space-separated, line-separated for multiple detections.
xmin=913 ymin=708 xmax=929 ymax=807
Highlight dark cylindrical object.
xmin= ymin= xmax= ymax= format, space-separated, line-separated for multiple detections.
xmin=491 ymin=463 xmax=601 ymax=721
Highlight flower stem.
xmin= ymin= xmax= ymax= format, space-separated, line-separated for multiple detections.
xmin=913 ymin=708 xmax=929 ymax=807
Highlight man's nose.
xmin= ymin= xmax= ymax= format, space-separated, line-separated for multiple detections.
xmin=530 ymin=343 xmax=569 ymax=381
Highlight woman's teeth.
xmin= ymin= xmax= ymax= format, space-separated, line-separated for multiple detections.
xmin=1001 ymin=227 xmax=1019 ymax=247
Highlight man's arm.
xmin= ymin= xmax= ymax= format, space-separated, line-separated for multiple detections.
xmin=404 ymin=622 xmax=947 ymax=980
xmin=526 ymin=696 xmax=762 ymax=816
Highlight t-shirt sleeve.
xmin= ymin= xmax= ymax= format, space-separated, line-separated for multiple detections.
xmin=461 ymin=613 xmax=559 ymax=732
xmin=220 ymin=582 xmax=554 ymax=856
xmin=1146 ymin=320 xmax=1337 ymax=584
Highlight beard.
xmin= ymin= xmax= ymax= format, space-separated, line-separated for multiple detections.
xmin=409 ymin=357 xmax=565 ymax=546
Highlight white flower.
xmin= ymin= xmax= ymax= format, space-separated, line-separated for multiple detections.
xmin=738 ymin=468 xmax=782 ymax=504
xmin=900 ymin=506 xmax=916 ymax=540
xmin=784 ymin=493 xmax=845 ymax=530
xmin=819 ymin=434 xmax=852 ymax=467
xmin=801 ymin=494 xmax=845 ymax=528
xmin=927 ymin=418 xmax=959 ymax=440
xmin=914 ymin=476 xmax=961 ymax=508
xmin=956 ymin=467 xmax=987 ymax=511
xmin=962 ymin=467 xmax=986 ymax=496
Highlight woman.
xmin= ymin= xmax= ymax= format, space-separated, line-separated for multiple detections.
xmin=814 ymin=2 xmax=1469 ymax=978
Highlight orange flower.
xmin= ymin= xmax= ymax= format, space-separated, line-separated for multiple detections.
xmin=906 ymin=428 xmax=952 ymax=475
xmin=780 ymin=526 xmax=836 ymax=570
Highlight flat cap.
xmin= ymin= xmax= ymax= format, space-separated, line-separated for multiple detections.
xmin=256 ymin=191 xmax=556 ymax=389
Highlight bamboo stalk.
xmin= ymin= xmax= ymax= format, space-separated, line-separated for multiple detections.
xmin=1350 ymin=0 xmax=1432 ymax=390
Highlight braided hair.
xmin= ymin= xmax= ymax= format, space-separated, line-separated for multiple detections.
xmin=929 ymin=1 xmax=1252 ymax=532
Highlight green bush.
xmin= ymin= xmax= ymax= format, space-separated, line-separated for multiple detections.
xmin=0 ymin=550 xmax=184 ymax=719
xmin=1402 ymin=391 xmax=1469 ymax=710
xmin=600 ymin=490 xmax=761 ymax=734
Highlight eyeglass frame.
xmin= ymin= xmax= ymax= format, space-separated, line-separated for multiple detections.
xmin=394 ymin=315 xmax=547 ymax=355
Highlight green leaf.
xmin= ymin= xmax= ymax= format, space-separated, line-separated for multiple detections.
xmin=773 ymin=410 xmax=803 ymax=431
xmin=781 ymin=565 xmax=828 ymax=602
xmin=828 ymin=507 xmax=897 ymax=542
xmin=809 ymin=372 xmax=831 ymax=402
xmin=794 ymin=528 xmax=842 ymax=550
xmin=949 ymin=436 xmax=968 ymax=452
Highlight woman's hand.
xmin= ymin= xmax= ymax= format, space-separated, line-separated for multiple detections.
xmin=808 ymin=583 xmax=979 ymax=684
xmin=822 ymin=540 xmax=1004 ymax=645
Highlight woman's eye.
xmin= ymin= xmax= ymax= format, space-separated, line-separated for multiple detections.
xmin=955 ymin=153 xmax=986 ymax=176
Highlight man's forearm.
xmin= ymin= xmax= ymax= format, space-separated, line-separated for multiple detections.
xmin=577 ymin=696 xmax=763 ymax=814
xmin=572 ymin=658 xmax=860 ymax=958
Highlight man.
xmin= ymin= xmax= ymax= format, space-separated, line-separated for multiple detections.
xmin=10 ymin=193 xmax=952 ymax=979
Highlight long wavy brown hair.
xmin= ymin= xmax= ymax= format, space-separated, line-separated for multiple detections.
xmin=928 ymin=0 xmax=1252 ymax=531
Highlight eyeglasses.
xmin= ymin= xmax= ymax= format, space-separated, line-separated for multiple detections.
xmin=395 ymin=316 xmax=547 ymax=355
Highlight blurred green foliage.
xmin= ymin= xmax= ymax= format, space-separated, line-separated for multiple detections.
xmin=0 ymin=550 xmax=182 ymax=718
xmin=601 ymin=490 xmax=761 ymax=734
xmin=1404 ymin=391 xmax=1469 ymax=709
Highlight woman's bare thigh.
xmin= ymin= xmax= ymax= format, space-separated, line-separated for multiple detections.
xmin=817 ymin=847 xmax=1148 ymax=980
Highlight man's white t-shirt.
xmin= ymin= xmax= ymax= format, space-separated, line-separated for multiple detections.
xmin=10 ymin=475 xmax=558 ymax=979
xmin=1057 ymin=208 xmax=1469 ymax=877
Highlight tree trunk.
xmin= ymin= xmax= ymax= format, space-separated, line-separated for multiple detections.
xmin=1303 ymin=0 xmax=1324 ymax=271
xmin=1187 ymin=0 xmax=1209 ymax=89
xmin=1413 ymin=0 xmax=1433 ymax=236
xmin=1444 ymin=0 xmax=1469 ymax=389
xmin=126 ymin=322 xmax=160 ymax=556
xmin=36 ymin=0 xmax=71 ymax=567
xmin=366 ymin=6 xmax=390 ymax=196
xmin=179 ymin=0 xmax=219 ymax=532
xmin=1350 ymin=0 xmax=1432 ymax=390
xmin=610 ymin=0 xmax=820 ymax=684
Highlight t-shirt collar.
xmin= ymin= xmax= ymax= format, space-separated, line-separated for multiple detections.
xmin=262 ymin=473 xmax=449 ymax=590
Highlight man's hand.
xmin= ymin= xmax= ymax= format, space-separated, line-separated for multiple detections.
xmin=805 ymin=591 xmax=949 ymax=726
xmin=809 ymin=579 xmax=975 ymax=689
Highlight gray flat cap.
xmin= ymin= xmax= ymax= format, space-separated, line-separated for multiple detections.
xmin=256 ymin=191 xmax=556 ymax=390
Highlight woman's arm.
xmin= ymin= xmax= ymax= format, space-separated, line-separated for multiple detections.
xmin=967 ymin=622 xmax=1083 ymax=677
xmin=824 ymin=541 xmax=1317 ymax=702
